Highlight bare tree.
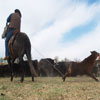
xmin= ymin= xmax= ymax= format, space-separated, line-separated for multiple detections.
xmin=54 ymin=56 xmax=59 ymax=63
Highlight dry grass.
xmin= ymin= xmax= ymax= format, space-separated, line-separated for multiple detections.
xmin=0 ymin=77 xmax=100 ymax=100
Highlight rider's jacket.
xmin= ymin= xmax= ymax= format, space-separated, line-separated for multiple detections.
xmin=7 ymin=13 xmax=21 ymax=30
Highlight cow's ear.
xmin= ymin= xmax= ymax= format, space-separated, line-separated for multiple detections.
xmin=90 ymin=51 xmax=93 ymax=54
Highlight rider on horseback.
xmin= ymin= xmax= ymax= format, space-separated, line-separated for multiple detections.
xmin=4 ymin=9 xmax=21 ymax=60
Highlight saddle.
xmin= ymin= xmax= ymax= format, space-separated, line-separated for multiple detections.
xmin=8 ymin=29 xmax=20 ymax=58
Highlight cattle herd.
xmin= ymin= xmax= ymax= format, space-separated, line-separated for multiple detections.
xmin=0 ymin=51 xmax=100 ymax=82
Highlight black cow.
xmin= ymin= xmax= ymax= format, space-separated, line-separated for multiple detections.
xmin=55 ymin=61 xmax=71 ymax=76
xmin=39 ymin=58 xmax=56 ymax=76
xmin=0 ymin=60 xmax=39 ymax=80
xmin=0 ymin=64 xmax=10 ymax=77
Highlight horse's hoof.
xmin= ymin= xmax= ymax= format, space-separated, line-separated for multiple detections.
xmin=32 ymin=77 xmax=34 ymax=82
xmin=20 ymin=80 xmax=23 ymax=83
xmin=20 ymin=81 xmax=23 ymax=83
xmin=20 ymin=79 xmax=24 ymax=83
xmin=11 ymin=78 xmax=13 ymax=82
xmin=32 ymin=79 xmax=34 ymax=82
xmin=62 ymin=76 xmax=65 ymax=82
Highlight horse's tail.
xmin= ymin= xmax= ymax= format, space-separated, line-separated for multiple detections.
xmin=25 ymin=36 xmax=38 ymax=77
xmin=27 ymin=59 xmax=38 ymax=77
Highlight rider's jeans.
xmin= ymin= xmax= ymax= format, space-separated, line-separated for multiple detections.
xmin=5 ymin=28 xmax=15 ymax=57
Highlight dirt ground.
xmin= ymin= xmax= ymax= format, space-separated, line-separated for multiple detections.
xmin=0 ymin=77 xmax=100 ymax=100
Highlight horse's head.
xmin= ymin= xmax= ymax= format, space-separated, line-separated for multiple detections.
xmin=2 ymin=24 xmax=9 ymax=39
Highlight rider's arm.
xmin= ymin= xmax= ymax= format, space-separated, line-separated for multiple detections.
xmin=7 ymin=13 xmax=12 ymax=23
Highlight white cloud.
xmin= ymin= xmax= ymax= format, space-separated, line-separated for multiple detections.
xmin=30 ymin=2 xmax=100 ymax=61
xmin=51 ymin=24 xmax=100 ymax=61
xmin=0 ymin=0 xmax=100 ymax=61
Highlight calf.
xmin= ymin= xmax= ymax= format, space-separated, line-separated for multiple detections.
xmin=63 ymin=51 xmax=99 ymax=82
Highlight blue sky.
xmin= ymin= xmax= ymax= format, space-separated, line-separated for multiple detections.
xmin=0 ymin=0 xmax=100 ymax=61
xmin=61 ymin=0 xmax=100 ymax=43
xmin=62 ymin=18 xmax=98 ymax=43
xmin=88 ymin=0 xmax=99 ymax=4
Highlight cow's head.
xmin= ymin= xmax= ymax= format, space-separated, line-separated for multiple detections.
xmin=90 ymin=51 xmax=99 ymax=58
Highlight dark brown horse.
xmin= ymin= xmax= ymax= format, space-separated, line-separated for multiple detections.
xmin=62 ymin=51 xmax=99 ymax=82
xmin=7 ymin=32 xmax=38 ymax=82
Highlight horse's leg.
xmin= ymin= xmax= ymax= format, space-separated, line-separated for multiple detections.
xmin=19 ymin=57 xmax=25 ymax=83
xmin=8 ymin=59 xmax=14 ymax=82
xmin=11 ymin=62 xmax=14 ymax=82
xmin=32 ymin=76 xmax=34 ymax=81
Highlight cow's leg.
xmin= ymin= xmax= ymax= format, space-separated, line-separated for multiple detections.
xmin=62 ymin=72 xmax=70 ymax=82
xmin=62 ymin=66 xmax=72 ymax=82
xmin=88 ymin=72 xmax=99 ymax=82
xmin=62 ymin=73 xmax=67 ymax=82
xmin=19 ymin=57 xmax=25 ymax=83
xmin=91 ymin=74 xmax=99 ymax=82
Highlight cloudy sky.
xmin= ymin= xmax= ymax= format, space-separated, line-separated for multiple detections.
xmin=0 ymin=0 xmax=100 ymax=61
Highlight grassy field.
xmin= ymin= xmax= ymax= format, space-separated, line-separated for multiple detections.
xmin=0 ymin=77 xmax=100 ymax=100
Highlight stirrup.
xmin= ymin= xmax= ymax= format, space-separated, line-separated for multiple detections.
xmin=4 ymin=56 xmax=9 ymax=60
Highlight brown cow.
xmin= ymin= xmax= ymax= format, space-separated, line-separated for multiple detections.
xmin=62 ymin=51 xmax=99 ymax=82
